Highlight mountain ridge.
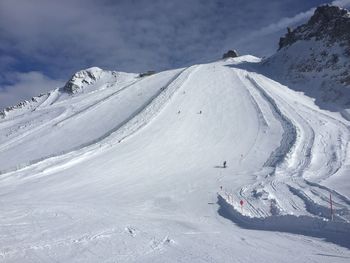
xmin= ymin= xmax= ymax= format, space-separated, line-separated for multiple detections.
xmin=2 ymin=5 xmax=350 ymax=119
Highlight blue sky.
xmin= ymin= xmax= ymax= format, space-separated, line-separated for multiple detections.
xmin=1 ymin=0 xmax=350 ymax=109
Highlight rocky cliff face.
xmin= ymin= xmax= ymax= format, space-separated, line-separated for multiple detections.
xmin=267 ymin=5 xmax=350 ymax=86
xmin=262 ymin=5 xmax=350 ymax=110
xmin=64 ymin=67 xmax=109 ymax=94
xmin=262 ymin=5 xmax=350 ymax=115
xmin=279 ymin=5 xmax=350 ymax=51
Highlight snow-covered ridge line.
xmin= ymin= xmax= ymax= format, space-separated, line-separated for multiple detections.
xmin=0 ymin=67 xmax=138 ymax=119
xmin=0 ymin=66 xmax=197 ymax=177
xmin=0 ymin=90 xmax=57 ymax=119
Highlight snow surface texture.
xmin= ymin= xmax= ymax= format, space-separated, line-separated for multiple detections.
xmin=0 ymin=56 xmax=350 ymax=262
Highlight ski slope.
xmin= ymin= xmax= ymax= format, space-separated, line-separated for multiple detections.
xmin=0 ymin=56 xmax=349 ymax=262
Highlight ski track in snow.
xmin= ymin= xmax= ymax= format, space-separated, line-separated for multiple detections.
xmin=0 ymin=77 xmax=140 ymax=155
xmin=53 ymin=78 xmax=144 ymax=128
xmin=219 ymin=65 xmax=350 ymax=242
xmin=0 ymin=57 xmax=350 ymax=262
xmin=0 ymin=65 xmax=198 ymax=178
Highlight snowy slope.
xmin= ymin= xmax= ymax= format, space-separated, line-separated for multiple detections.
xmin=0 ymin=54 xmax=350 ymax=262
xmin=1 ymin=5 xmax=350 ymax=262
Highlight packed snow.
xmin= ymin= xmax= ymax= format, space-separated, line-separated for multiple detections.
xmin=0 ymin=56 xmax=349 ymax=262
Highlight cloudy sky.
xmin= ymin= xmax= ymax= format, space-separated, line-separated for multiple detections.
xmin=1 ymin=0 xmax=350 ymax=109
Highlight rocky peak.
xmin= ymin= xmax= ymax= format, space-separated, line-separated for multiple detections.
xmin=262 ymin=4 xmax=350 ymax=111
xmin=268 ymin=4 xmax=350 ymax=87
xmin=279 ymin=5 xmax=350 ymax=50
xmin=222 ymin=50 xmax=239 ymax=59
xmin=64 ymin=67 xmax=105 ymax=94
xmin=0 ymin=93 xmax=48 ymax=119
xmin=309 ymin=5 xmax=348 ymax=25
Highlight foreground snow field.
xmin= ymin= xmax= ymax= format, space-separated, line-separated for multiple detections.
xmin=0 ymin=56 xmax=349 ymax=262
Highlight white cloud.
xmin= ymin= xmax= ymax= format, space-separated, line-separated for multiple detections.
xmin=254 ymin=0 xmax=350 ymax=38
xmin=0 ymin=0 xmax=345 ymax=109
xmin=227 ymin=0 xmax=350 ymax=56
xmin=0 ymin=72 xmax=63 ymax=110
xmin=332 ymin=0 xmax=350 ymax=7
xmin=0 ymin=0 xmax=330 ymax=75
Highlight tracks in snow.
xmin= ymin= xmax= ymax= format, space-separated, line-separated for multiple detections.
xmin=0 ymin=65 xmax=200 ymax=179
xmin=0 ymin=78 xmax=141 ymax=153
xmin=220 ymin=68 xmax=350 ymax=233
xmin=53 ymin=79 xmax=141 ymax=127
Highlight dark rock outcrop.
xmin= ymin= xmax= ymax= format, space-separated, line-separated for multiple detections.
xmin=271 ymin=5 xmax=350 ymax=86
xmin=264 ymin=4 xmax=350 ymax=113
xmin=279 ymin=5 xmax=350 ymax=50
xmin=139 ymin=71 xmax=156 ymax=77
xmin=222 ymin=50 xmax=239 ymax=59
xmin=0 ymin=93 xmax=47 ymax=119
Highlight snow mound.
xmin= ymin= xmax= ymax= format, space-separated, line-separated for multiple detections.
xmin=218 ymin=193 xmax=350 ymax=248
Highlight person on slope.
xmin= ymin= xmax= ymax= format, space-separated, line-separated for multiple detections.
xmin=223 ymin=161 xmax=227 ymax=168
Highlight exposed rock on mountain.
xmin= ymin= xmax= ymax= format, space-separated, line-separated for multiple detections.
xmin=139 ymin=70 xmax=156 ymax=77
xmin=279 ymin=5 xmax=350 ymax=50
xmin=263 ymin=5 xmax=350 ymax=111
xmin=270 ymin=5 xmax=350 ymax=85
xmin=64 ymin=67 xmax=106 ymax=94
xmin=223 ymin=50 xmax=239 ymax=59
xmin=0 ymin=93 xmax=49 ymax=119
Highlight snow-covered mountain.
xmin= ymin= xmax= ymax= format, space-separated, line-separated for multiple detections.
xmin=1 ymin=4 xmax=350 ymax=263
xmin=263 ymin=5 xmax=350 ymax=118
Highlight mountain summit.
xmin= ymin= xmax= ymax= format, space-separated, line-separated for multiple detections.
xmin=279 ymin=5 xmax=350 ymax=50
xmin=263 ymin=5 xmax=350 ymax=113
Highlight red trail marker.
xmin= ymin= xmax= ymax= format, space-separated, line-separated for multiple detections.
xmin=240 ymin=200 xmax=244 ymax=213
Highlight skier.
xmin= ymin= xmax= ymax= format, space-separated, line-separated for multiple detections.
xmin=223 ymin=161 xmax=227 ymax=168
